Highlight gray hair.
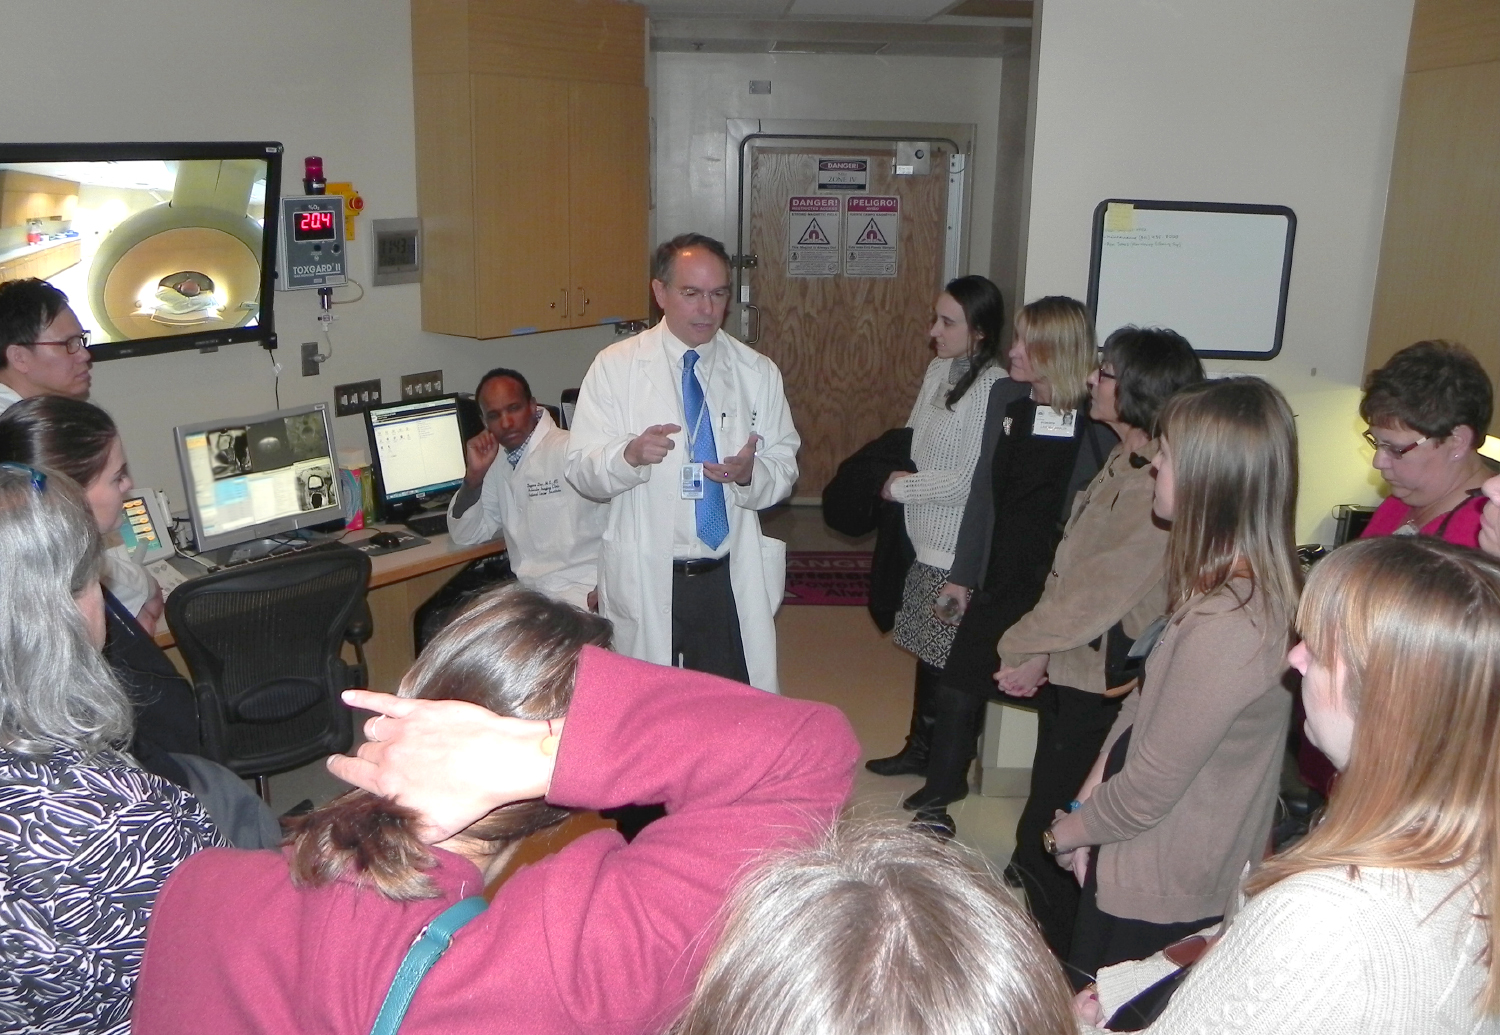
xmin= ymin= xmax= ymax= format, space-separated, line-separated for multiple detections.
xmin=674 ymin=820 xmax=1076 ymax=1035
xmin=0 ymin=465 xmax=131 ymax=756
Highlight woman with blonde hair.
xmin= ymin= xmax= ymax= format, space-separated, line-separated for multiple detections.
xmin=676 ymin=821 xmax=1075 ymax=1035
xmin=1046 ymin=377 xmax=1301 ymax=984
xmin=134 ymin=585 xmax=859 ymax=1035
xmin=1078 ymin=535 xmax=1500 ymax=1031
xmin=903 ymin=295 xmax=1107 ymax=835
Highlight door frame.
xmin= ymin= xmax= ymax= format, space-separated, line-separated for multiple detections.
xmin=725 ymin=118 xmax=977 ymax=342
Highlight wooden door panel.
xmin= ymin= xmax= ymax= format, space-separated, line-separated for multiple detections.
xmin=749 ymin=146 xmax=949 ymax=497
xmin=471 ymin=74 xmax=572 ymax=337
xmin=568 ymin=80 xmax=650 ymax=328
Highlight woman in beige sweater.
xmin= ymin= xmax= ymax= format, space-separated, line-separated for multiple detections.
xmin=1045 ymin=378 xmax=1301 ymax=987
xmin=991 ymin=326 xmax=1202 ymax=958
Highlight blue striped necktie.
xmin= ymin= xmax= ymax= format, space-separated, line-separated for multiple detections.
xmin=682 ymin=349 xmax=729 ymax=550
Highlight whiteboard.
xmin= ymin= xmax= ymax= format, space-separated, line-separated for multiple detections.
xmin=1087 ymin=201 xmax=1295 ymax=360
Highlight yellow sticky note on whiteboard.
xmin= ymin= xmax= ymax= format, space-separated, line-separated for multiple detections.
xmin=1105 ymin=202 xmax=1135 ymax=232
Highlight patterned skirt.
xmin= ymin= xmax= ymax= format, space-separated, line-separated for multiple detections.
xmin=892 ymin=561 xmax=959 ymax=669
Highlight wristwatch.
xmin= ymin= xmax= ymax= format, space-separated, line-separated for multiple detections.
xmin=1042 ymin=828 xmax=1059 ymax=855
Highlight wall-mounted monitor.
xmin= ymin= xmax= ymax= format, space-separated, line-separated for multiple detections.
xmin=0 ymin=140 xmax=281 ymax=361
xmin=174 ymin=401 xmax=340 ymax=561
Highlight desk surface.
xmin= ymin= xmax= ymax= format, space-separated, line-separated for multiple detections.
xmin=153 ymin=527 xmax=504 ymax=648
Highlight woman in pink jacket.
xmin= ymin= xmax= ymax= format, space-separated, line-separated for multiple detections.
xmin=132 ymin=586 xmax=858 ymax=1035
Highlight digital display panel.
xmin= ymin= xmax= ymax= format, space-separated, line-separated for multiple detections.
xmin=293 ymin=209 xmax=336 ymax=242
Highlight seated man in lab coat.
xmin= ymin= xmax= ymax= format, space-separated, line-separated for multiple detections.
xmin=447 ymin=367 xmax=607 ymax=610
xmin=566 ymin=233 xmax=800 ymax=693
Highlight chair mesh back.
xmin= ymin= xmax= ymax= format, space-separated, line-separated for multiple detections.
xmin=166 ymin=546 xmax=371 ymax=779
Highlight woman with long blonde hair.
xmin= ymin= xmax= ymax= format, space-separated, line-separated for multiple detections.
xmin=1078 ymin=535 xmax=1500 ymax=1031
xmin=903 ymin=296 xmax=1107 ymax=836
xmin=1046 ymin=377 xmax=1301 ymax=984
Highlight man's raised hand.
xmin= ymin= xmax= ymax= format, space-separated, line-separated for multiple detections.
xmin=624 ymin=424 xmax=683 ymax=467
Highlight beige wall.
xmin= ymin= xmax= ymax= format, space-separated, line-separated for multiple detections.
xmin=0 ymin=0 xmax=616 ymax=508
xmin=1023 ymin=0 xmax=1416 ymax=542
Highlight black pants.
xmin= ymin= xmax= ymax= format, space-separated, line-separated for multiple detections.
xmin=1009 ymin=684 xmax=1122 ymax=959
xmin=671 ymin=558 xmax=749 ymax=683
xmin=1065 ymin=727 xmax=1221 ymax=990
xmin=607 ymin=558 xmax=747 ymax=841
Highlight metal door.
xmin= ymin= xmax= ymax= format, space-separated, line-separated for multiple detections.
xmin=731 ymin=122 xmax=972 ymax=499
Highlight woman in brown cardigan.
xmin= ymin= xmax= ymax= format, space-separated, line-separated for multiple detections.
xmin=992 ymin=326 xmax=1203 ymax=958
xmin=1045 ymin=377 xmax=1302 ymax=988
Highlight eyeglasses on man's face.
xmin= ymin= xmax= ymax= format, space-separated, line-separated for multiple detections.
xmin=26 ymin=330 xmax=91 ymax=354
xmin=1362 ymin=429 xmax=1428 ymax=459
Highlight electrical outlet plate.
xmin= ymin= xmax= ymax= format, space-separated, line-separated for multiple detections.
xmin=401 ymin=370 xmax=444 ymax=399
xmin=334 ymin=379 xmax=383 ymax=417
xmin=301 ymin=341 xmax=320 ymax=377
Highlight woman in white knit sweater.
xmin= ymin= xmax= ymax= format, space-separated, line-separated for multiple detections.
xmin=1077 ymin=534 xmax=1500 ymax=1033
xmin=866 ymin=275 xmax=1006 ymax=780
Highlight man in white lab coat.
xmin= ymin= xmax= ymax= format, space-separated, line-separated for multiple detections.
xmin=566 ymin=234 xmax=799 ymax=693
xmin=447 ymin=367 xmax=607 ymax=610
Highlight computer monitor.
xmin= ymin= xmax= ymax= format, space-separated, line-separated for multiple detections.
xmin=174 ymin=401 xmax=341 ymax=561
xmin=364 ymin=395 xmax=469 ymax=531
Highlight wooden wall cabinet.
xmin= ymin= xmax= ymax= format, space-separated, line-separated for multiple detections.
xmin=411 ymin=0 xmax=649 ymax=339
xmin=0 ymin=171 xmax=79 ymax=229
xmin=1366 ymin=0 xmax=1500 ymax=395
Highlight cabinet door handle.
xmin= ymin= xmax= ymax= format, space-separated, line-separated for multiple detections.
xmin=576 ymin=288 xmax=590 ymax=315
xmin=561 ymin=287 xmax=569 ymax=318
xmin=744 ymin=304 xmax=761 ymax=345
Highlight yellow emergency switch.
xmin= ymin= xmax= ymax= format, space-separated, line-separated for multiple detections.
xmin=327 ymin=182 xmax=365 ymax=240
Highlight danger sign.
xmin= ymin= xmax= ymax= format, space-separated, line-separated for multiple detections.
xmin=787 ymin=196 xmax=841 ymax=277
xmin=844 ymin=195 xmax=899 ymax=277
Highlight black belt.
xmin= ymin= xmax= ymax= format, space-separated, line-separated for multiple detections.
xmin=673 ymin=555 xmax=728 ymax=576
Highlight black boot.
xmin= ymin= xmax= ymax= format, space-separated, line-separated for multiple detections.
xmin=866 ymin=662 xmax=942 ymax=777
xmin=901 ymin=682 xmax=985 ymax=811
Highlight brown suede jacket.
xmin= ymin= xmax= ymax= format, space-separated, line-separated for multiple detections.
xmin=998 ymin=442 xmax=1167 ymax=694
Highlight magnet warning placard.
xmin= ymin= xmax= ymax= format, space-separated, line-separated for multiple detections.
xmin=844 ymin=195 xmax=899 ymax=277
xmin=787 ymin=196 xmax=841 ymax=277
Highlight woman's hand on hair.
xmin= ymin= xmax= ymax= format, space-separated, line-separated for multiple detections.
xmin=327 ymin=690 xmax=561 ymax=843
xmin=995 ymin=654 xmax=1049 ymax=697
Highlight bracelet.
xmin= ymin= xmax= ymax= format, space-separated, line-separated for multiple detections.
xmin=1068 ymin=799 xmax=1082 ymax=812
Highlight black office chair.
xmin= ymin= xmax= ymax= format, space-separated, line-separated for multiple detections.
xmin=165 ymin=544 xmax=372 ymax=799
xmin=559 ymin=388 xmax=579 ymax=429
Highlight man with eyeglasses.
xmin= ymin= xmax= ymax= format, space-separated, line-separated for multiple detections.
xmin=0 ymin=278 xmax=93 ymax=409
xmin=567 ymin=233 xmax=800 ymax=696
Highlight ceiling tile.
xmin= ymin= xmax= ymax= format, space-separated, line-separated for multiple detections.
xmin=642 ymin=0 xmax=790 ymax=15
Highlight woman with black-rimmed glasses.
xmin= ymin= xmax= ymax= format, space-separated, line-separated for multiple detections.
xmin=1357 ymin=339 xmax=1492 ymax=547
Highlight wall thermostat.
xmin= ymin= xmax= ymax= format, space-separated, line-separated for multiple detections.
xmin=371 ymin=217 xmax=421 ymax=286
xmin=277 ymin=195 xmax=348 ymax=290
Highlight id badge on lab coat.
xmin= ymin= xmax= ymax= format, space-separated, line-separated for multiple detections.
xmin=680 ymin=462 xmax=705 ymax=499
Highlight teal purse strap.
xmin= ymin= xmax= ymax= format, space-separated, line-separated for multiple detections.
xmin=369 ymin=896 xmax=488 ymax=1035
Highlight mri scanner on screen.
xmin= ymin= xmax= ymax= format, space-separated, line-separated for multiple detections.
xmin=0 ymin=141 xmax=281 ymax=361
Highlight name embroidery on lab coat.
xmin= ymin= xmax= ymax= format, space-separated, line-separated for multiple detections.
xmin=527 ymin=478 xmax=563 ymax=498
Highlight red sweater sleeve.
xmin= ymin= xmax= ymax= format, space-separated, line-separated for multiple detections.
xmin=476 ymin=647 xmax=859 ymax=1033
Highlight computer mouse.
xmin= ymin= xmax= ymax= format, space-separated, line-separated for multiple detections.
xmin=369 ymin=531 xmax=404 ymax=549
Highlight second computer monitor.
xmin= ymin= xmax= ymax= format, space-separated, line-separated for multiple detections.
xmin=174 ymin=401 xmax=342 ymax=559
xmin=365 ymin=395 xmax=469 ymax=529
